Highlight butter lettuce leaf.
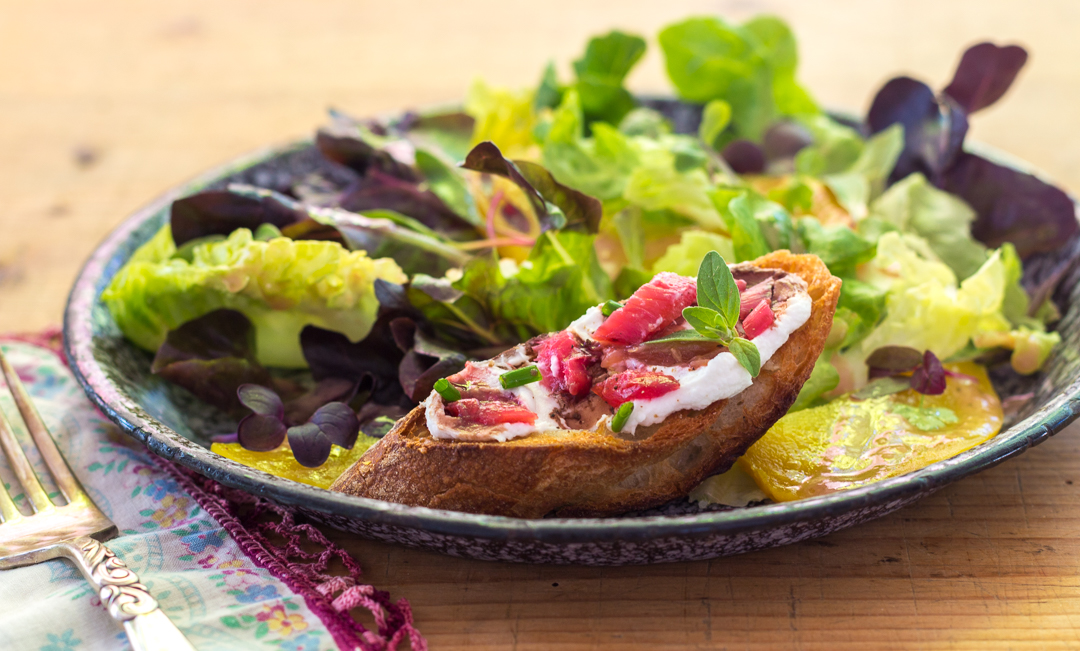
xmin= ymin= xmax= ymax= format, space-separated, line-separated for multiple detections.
xmin=103 ymin=226 xmax=406 ymax=369
xmin=868 ymin=172 xmax=987 ymax=279
xmin=659 ymin=15 xmax=818 ymax=141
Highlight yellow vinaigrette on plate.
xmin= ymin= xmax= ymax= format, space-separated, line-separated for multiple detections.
xmin=741 ymin=362 xmax=1003 ymax=501
xmin=211 ymin=436 xmax=378 ymax=489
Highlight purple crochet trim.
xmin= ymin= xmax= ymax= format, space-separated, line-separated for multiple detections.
xmin=153 ymin=457 xmax=427 ymax=651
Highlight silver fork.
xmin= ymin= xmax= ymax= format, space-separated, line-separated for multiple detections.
xmin=0 ymin=348 xmax=195 ymax=650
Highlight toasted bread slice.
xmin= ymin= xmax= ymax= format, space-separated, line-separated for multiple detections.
xmin=331 ymin=251 xmax=842 ymax=517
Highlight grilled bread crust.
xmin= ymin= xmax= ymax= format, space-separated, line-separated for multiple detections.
xmin=330 ymin=251 xmax=842 ymax=518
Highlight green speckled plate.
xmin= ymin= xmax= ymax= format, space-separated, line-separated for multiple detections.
xmin=63 ymin=105 xmax=1080 ymax=565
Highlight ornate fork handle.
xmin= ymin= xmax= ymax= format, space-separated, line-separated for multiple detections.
xmin=63 ymin=536 xmax=196 ymax=651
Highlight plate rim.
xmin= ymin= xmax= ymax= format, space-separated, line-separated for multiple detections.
xmin=62 ymin=133 xmax=1080 ymax=545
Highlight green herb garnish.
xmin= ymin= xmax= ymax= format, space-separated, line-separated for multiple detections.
xmin=647 ymin=251 xmax=761 ymax=377
xmin=499 ymin=365 xmax=543 ymax=389
xmin=890 ymin=404 xmax=959 ymax=431
xmin=601 ymin=300 xmax=623 ymax=316
xmin=433 ymin=378 xmax=461 ymax=402
xmin=611 ymin=402 xmax=634 ymax=432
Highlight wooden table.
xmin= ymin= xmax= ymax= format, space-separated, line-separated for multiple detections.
xmin=3 ymin=1 xmax=1079 ymax=647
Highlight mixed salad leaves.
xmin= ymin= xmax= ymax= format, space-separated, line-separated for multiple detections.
xmin=103 ymin=14 xmax=1076 ymax=496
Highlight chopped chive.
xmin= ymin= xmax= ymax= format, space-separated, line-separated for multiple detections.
xmin=499 ymin=365 xmax=542 ymax=389
xmin=611 ymin=402 xmax=634 ymax=432
xmin=433 ymin=378 xmax=461 ymax=402
xmin=601 ymin=300 xmax=623 ymax=316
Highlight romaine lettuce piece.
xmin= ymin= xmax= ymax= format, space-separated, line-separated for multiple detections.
xmin=104 ymin=226 xmax=406 ymax=369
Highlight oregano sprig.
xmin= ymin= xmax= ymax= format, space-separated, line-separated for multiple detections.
xmin=647 ymin=251 xmax=761 ymax=377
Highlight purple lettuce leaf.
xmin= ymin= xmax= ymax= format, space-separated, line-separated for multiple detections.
xmin=390 ymin=318 xmax=467 ymax=401
xmin=170 ymin=191 xmax=308 ymax=247
xmin=338 ymin=170 xmax=474 ymax=238
xmin=462 ymin=141 xmax=603 ymax=233
xmin=866 ymin=77 xmax=968 ymax=184
xmin=943 ymin=42 xmax=1028 ymax=114
xmin=941 ymin=152 xmax=1078 ymax=258
xmin=151 ymin=309 xmax=273 ymax=415
xmin=315 ymin=127 xmax=420 ymax=183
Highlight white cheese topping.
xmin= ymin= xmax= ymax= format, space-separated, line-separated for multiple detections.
xmin=618 ymin=291 xmax=812 ymax=434
xmin=425 ymin=284 xmax=813 ymax=441
xmin=425 ymin=358 xmax=562 ymax=442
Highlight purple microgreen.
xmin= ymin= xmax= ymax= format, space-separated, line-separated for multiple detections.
xmin=852 ymin=376 xmax=912 ymax=400
xmin=170 ymin=191 xmax=308 ymax=247
xmin=865 ymin=346 xmax=924 ymax=375
xmin=237 ymin=384 xmax=284 ymax=419
xmin=942 ymin=43 xmax=1028 ymax=114
xmin=720 ymin=140 xmax=766 ymax=175
xmin=210 ymin=432 xmax=239 ymax=444
xmin=285 ymin=423 xmax=330 ymax=468
xmin=287 ymin=402 xmax=361 ymax=467
xmin=909 ymin=351 xmax=947 ymax=395
xmin=151 ymin=309 xmax=273 ymax=415
xmin=941 ymin=152 xmax=1078 ymax=258
xmin=308 ymin=402 xmax=361 ymax=448
xmin=282 ymin=377 xmax=359 ymax=427
xmin=462 ymin=141 xmax=602 ymax=233
xmin=237 ymin=414 xmax=288 ymax=452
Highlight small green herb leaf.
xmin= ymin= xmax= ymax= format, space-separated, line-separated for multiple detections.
xmin=727 ymin=337 xmax=761 ymax=377
xmin=695 ymin=250 xmax=741 ymax=329
xmin=890 ymin=404 xmax=959 ymax=431
xmin=682 ymin=306 xmax=722 ymax=333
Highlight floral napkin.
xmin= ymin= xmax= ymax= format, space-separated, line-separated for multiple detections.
xmin=0 ymin=339 xmax=423 ymax=651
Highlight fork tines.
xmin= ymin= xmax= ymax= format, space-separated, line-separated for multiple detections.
xmin=0 ymin=346 xmax=88 ymax=522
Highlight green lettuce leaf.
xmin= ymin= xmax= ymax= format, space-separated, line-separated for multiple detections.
xmin=856 ymin=232 xmax=1014 ymax=362
xmin=103 ymin=226 xmax=407 ymax=368
xmin=465 ymin=79 xmax=537 ymax=155
xmin=868 ymin=172 xmax=988 ymax=279
xmin=573 ymin=30 xmax=647 ymax=126
xmin=410 ymin=231 xmax=614 ymax=347
xmin=797 ymin=217 xmax=877 ymax=277
xmin=651 ymin=229 xmax=735 ymax=276
xmin=659 ymin=15 xmax=818 ymax=141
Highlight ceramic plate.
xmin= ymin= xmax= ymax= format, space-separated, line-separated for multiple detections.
xmin=63 ymin=105 xmax=1080 ymax=565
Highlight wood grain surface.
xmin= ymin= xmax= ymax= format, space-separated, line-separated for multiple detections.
xmin=3 ymin=1 xmax=1079 ymax=648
